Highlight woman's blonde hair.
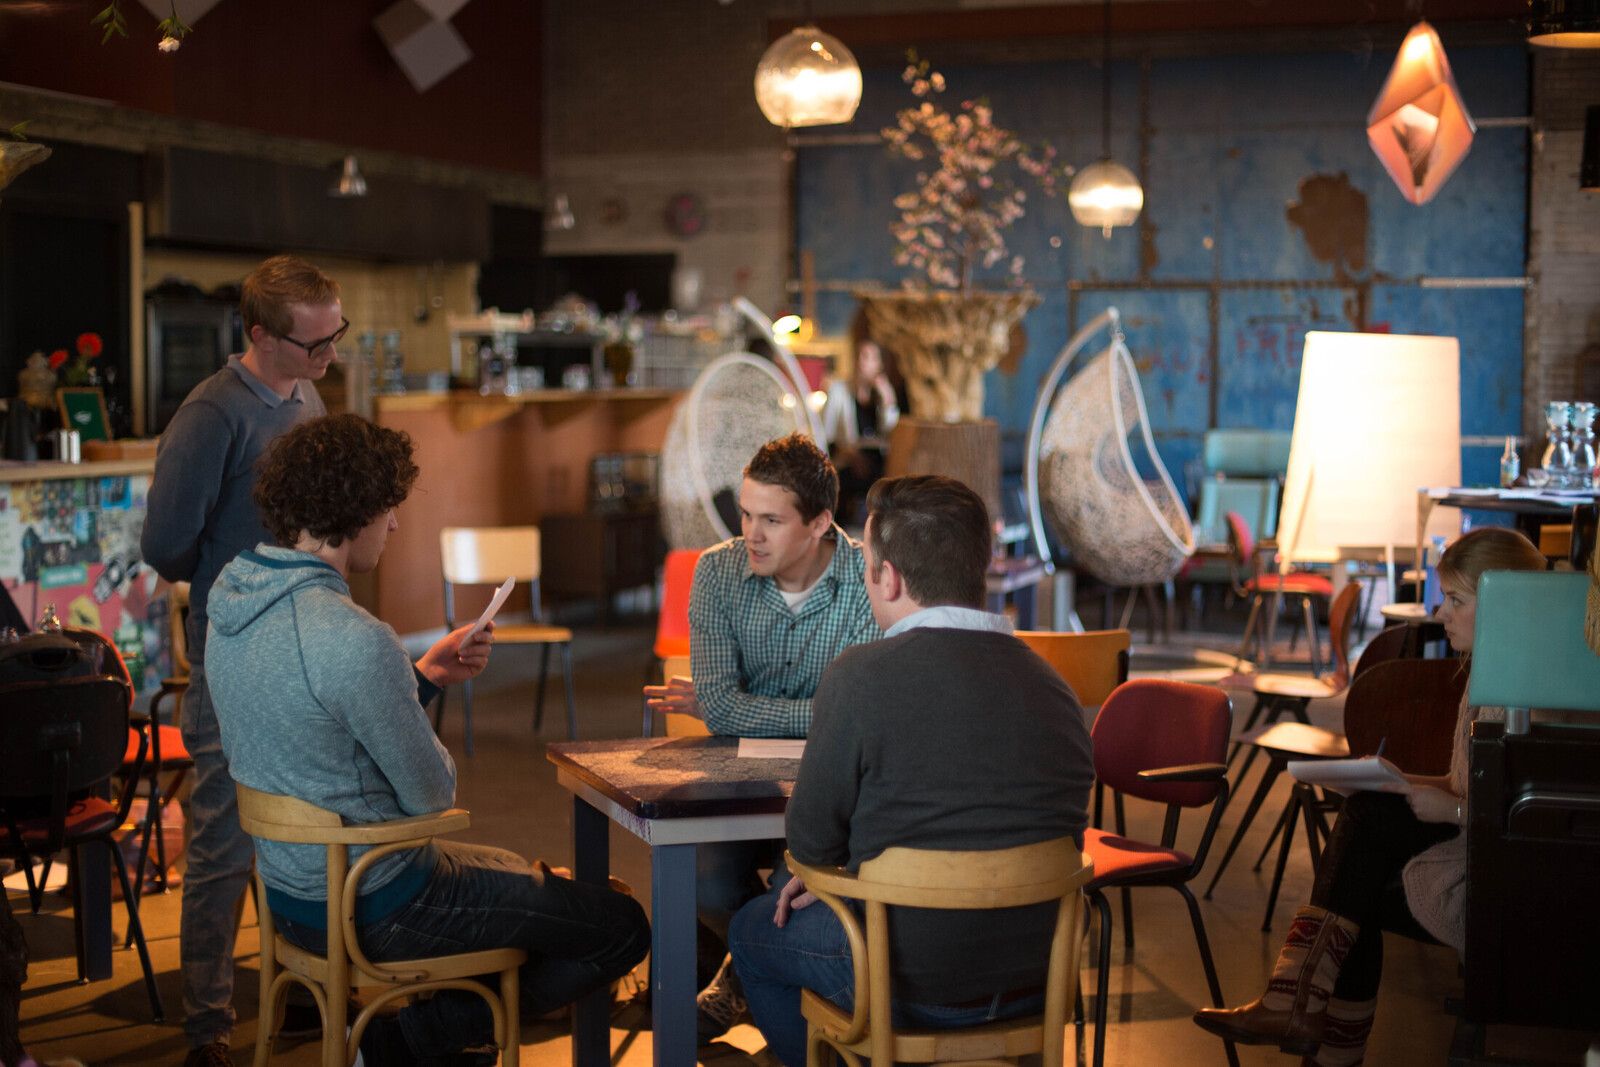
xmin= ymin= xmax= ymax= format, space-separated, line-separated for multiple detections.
xmin=1437 ymin=526 xmax=1545 ymax=597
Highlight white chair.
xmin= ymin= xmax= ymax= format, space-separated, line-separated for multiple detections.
xmin=437 ymin=526 xmax=575 ymax=755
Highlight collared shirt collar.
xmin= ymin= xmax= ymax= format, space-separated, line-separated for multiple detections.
xmin=885 ymin=604 xmax=1014 ymax=639
xmin=227 ymin=353 xmax=307 ymax=409
xmin=739 ymin=524 xmax=861 ymax=592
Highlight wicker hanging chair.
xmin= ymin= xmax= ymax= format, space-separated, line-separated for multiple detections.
xmin=660 ymin=352 xmax=814 ymax=549
xmin=1026 ymin=307 xmax=1195 ymax=588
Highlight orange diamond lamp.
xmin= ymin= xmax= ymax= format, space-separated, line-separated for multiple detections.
xmin=1366 ymin=21 xmax=1475 ymax=205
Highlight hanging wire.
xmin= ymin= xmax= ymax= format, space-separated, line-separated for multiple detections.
xmin=1100 ymin=0 xmax=1112 ymax=159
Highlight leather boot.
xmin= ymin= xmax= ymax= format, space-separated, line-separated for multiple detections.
xmin=1192 ymin=905 xmax=1359 ymax=1055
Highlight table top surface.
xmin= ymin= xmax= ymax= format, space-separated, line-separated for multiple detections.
xmin=547 ymin=736 xmax=798 ymax=820
xmin=1426 ymin=488 xmax=1597 ymax=516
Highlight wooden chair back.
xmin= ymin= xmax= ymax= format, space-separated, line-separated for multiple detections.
xmin=789 ymin=838 xmax=1093 ymax=1067
xmin=440 ymin=526 xmax=542 ymax=584
xmin=658 ymin=654 xmax=710 ymax=737
xmin=1342 ymin=658 xmax=1467 ymax=775
xmin=1352 ymin=624 xmax=1410 ymax=680
xmin=1325 ymin=581 xmax=1364 ymax=689
xmin=235 ymin=783 xmax=525 ymax=1067
xmin=1014 ymin=629 xmax=1131 ymax=709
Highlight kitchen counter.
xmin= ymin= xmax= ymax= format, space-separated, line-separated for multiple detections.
xmin=0 ymin=457 xmax=156 ymax=482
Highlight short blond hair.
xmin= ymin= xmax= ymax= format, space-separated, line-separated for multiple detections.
xmin=240 ymin=255 xmax=340 ymax=338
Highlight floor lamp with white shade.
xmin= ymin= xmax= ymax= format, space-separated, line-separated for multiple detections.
xmin=1273 ymin=331 xmax=1463 ymax=643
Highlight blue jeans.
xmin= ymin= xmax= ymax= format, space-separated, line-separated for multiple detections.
xmin=275 ymin=840 xmax=649 ymax=1060
xmin=179 ymin=661 xmax=259 ymax=1047
xmin=728 ymin=881 xmax=1043 ymax=1067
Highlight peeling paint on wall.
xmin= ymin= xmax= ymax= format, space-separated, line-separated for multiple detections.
xmin=1285 ymin=173 xmax=1369 ymax=279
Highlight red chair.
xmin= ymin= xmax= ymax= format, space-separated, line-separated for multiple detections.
xmin=125 ymin=678 xmax=192 ymax=897
xmin=0 ymin=674 xmax=164 ymax=1020
xmin=1080 ymin=679 xmax=1238 ymax=1067
xmin=1227 ymin=511 xmax=1333 ymax=672
xmin=642 ymin=548 xmax=701 ymax=734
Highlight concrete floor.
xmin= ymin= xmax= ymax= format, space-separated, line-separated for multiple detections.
xmin=15 ymin=611 xmax=1472 ymax=1066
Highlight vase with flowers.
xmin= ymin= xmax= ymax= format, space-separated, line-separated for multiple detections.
xmin=856 ymin=55 xmax=1067 ymax=516
xmin=50 ymin=332 xmax=104 ymax=388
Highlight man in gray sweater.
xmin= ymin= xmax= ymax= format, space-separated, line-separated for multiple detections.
xmin=728 ymin=475 xmax=1095 ymax=1067
xmin=207 ymin=414 xmax=649 ymax=1064
xmin=140 ymin=255 xmax=338 ymax=1067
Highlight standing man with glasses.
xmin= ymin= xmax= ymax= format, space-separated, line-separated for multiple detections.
xmin=142 ymin=254 xmax=343 ymax=1067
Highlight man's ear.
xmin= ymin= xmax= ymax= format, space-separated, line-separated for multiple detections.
xmin=878 ymin=557 xmax=904 ymax=603
xmin=808 ymin=508 xmax=834 ymax=539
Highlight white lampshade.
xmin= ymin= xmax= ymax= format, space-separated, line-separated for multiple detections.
xmin=1068 ymin=158 xmax=1144 ymax=238
xmin=1276 ymin=331 xmax=1461 ymax=569
xmin=754 ymin=25 xmax=862 ymax=129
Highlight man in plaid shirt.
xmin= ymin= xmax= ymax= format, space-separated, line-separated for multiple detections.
xmin=644 ymin=432 xmax=879 ymax=1036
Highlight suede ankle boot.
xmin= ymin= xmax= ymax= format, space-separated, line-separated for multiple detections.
xmin=1192 ymin=905 xmax=1359 ymax=1056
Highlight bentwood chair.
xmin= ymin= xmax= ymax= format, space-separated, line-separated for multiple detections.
xmin=237 ymin=783 xmax=526 ymax=1067
xmin=1080 ymin=679 xmax=1238 ymax=1067
xmin=0 ymin=674 xmax=164 ymax=1020
xmin=642 ymin=548 xmax=702 ymax=735
xmin=437 ymin=526 xmax=576 ymax=755
xmin=788 ymin=838 xmax=1093 ymax=1067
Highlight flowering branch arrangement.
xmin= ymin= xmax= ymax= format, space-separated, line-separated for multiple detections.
xmin=92 ymin=1 xmax=193 ymax=52
xmin=883 ymin=54 xmax=1068 ymax=292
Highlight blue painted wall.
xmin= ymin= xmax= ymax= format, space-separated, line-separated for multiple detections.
xmin=796 ymin=43 xmax=1529 ymax=497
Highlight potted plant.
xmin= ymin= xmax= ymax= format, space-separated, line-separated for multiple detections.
xmin=857 ymin=56 xmax=1067 ymax=513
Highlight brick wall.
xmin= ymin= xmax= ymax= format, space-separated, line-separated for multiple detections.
xmin=1524 ymin=50 xmax=1600 ymax=436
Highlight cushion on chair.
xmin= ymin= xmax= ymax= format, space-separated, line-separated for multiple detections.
xmin=1242 ymin=572 xmax=1333 ymax=597
xmin=14 ymin=797 xmax=120 ymax=846
xmin=124 ymin=724 xmax=190 ymax=767
xmin=1251 ymin=674 xmax=1339 ymax=700
xmin=653 ymin=634 xmax=691 ymax=660
xmin=1083 ymin=828 xmax=1193 ymax=885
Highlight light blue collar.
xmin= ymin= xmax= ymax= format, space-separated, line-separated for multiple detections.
xmin=885 ymin=605 xmax=1014 ymax=638
xmin=228 ymin=354 xmax=307 ymax=408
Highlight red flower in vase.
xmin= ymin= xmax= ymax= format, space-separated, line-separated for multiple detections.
xmin=76 ymin=332 xmax=103 ymax=359
xmin=48 ymin=349 xmax=69 ymax=370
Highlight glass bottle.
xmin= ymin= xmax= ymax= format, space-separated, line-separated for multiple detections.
xmin=1572 ymin=401 xmax=1598 ymax=488
xmin=1542 ymin=401 xmax=1574 ymax=487
xmin=1499 ymin=436 xmax=1520 ymax=488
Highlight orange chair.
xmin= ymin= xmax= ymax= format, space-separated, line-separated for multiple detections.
xmin=643 ymin=548 xmax=702 ymax=735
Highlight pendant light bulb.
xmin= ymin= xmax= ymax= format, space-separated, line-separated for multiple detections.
xmin=1069 ymin=160 xmax=1144 ymax=239
xmin=330 ymin=155 xmax=367 ymax=199
xmin=754 ymin=25 xmax=863 ymax=129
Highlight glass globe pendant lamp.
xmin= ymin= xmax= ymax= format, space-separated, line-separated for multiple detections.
xmin=1069 ymin=0 xmax=1143 ymax=239
xmin=754 ymin=25 xmax=862 ymax=129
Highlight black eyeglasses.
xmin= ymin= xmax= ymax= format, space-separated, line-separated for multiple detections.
xmin=277 ymin=318 xmax=350 ymax=358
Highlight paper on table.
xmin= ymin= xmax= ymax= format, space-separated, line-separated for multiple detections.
xmin=737 ymin=738 xmax=806 ymax=760
xmin=1287 ymin=755 xmax=1411 ymax=794
xmin=467 ymin=577 xmax=515 ymax=639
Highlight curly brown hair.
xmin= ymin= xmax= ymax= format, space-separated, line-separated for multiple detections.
xmin=744 ymin=432 xmax=838 ymax=523
xmin=254 ymin=414 xmax=418 ymax=548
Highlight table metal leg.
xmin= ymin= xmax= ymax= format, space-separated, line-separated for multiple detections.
xmin=649 ymin=843 xmax=698 ymax=1067
xmin=570 ymin=798 xmax=612 ymax=1067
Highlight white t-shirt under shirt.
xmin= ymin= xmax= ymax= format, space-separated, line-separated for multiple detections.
xmin=779 ymin=577 xmax=821 ymax=613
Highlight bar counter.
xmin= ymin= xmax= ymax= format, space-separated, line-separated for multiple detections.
xmin=369 ymin=387 xmax=681 ymax=635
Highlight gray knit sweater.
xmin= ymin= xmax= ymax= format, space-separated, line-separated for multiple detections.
xmin=141 ymin=356 xmax=325 ymax=661
xmin=787 ymin=627 xmax=1094 ymax=1003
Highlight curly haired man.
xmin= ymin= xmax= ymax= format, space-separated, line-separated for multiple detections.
xmin=206 ymin=414 xmax=649 ymax=1064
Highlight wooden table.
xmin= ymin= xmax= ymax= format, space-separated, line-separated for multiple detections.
xmin=547 ymin=737 xmax=796 ymax=1067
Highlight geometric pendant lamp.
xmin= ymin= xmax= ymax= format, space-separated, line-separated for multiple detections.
xmin=1366 ymin=21 xmax=1476 ymax=205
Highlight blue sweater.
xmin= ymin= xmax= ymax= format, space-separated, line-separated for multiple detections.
xmin=206 ymin=546 xmax=452 ymax=925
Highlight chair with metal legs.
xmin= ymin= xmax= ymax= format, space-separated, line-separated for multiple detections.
xmin=436 ymin=526 xmax=577 ymax=755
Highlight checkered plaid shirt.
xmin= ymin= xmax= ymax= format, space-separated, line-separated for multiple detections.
xmin=688 ymin=528 xmax=880 ymax=737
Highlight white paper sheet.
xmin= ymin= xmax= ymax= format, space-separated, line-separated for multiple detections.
xmin=737 ymin=738 xmax=807 ymax=760
xmin=1287 ymin=755 xmax=1412 ymax=794
xmin=467 ymin=576 xmax=515 ymax=639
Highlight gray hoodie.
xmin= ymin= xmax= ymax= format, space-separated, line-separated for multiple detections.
xmin=206 ymin=545 xmax=454 ymax=922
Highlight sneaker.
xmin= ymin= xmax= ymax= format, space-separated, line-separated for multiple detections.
xmin=695 ymin=955 xmax=749 ymax=1041
xmin=182 ymin=1043 xmax=233 ymax=1067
